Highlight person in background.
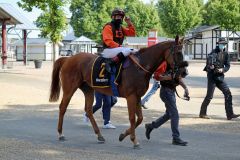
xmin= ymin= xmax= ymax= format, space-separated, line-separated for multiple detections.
xmin=83 ymin=92 xmax=117 ymax=129
xmin=140 ymin=79 xmax=160 ymax=109
xmin=199 ymin=38 xmax=240 ymax=120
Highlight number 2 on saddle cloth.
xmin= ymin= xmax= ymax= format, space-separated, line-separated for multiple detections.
xmin=91 ymin=56 xmax=126 ymax=96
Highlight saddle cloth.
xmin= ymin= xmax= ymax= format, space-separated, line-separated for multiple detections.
xmin=91 ymin=57 xmax=122 ymax=88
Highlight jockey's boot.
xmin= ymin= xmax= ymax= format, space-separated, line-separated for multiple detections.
xmin=105 ymin=52 xmax=125 ymax=73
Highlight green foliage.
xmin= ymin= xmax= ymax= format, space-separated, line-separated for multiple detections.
xmin=70 ymin=0 xmax=164 ymax=42
xmin=125 ymin=1 xmax=162 ymax=36
xmin=18 ymin=0 xmax=67 ymax=43
xmin=157 ymin=0 xmax=202 ymax=37
xmin=17 ymin=0 xmax=48 ymax=11
xmin=202 ymin=0 xmax=240 ymax=31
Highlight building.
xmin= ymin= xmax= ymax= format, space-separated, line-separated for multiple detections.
xmin=184 ymin=25 xmax=240 ymax=61
xmin=124 ymin=37 xmax=172 ymax=49
xmin=14 ymin=38 xmax=63 ymax=61
xmin=233 ymin=34 xmax=240 ymax=60
xmin=62 ymin=33 xmax=97 ymax=54
xmin=0 ymin=3 xmax=38 ymax=67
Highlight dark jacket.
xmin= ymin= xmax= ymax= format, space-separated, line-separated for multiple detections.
xmin=160 ymin=65 xmax=180 ymax=90
xmin=204 ymin=48 xmax=230 ymax=74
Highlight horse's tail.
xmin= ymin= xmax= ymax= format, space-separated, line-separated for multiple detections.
xmin=49 ymin=57 xmax=67 ymax=102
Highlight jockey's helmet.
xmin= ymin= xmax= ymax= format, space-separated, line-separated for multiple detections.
xmin=111 ymin=8 xmax=125 ymax=18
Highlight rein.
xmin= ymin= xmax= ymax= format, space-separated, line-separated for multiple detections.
xmin=129 ymin=54 xmax=152 ymax=74
xmin=128 ymin=43 xmax=182 ymax=75
xmin=175 ymin=88 xmax=190 ymax=101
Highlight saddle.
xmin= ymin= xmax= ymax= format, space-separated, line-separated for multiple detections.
xmin=91 ymin=53 xmax=144 ymax=88
xmin=91 ymin=56 xmax=122 ymax=88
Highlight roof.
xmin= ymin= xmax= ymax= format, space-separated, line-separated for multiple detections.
xmin=70 ymin=35 xmax=96 ymax=44
xmin=124 ymin=37 xmax=172 ymax=45
xmin=236 ymin=32 xmax=240 ymax=37
xmin=190 ymin=25 xmax=219 ymax=33
xmin=0 ymin=3 xmax=38 ymax=30
xmin=74 ymin=35 xmax=94 ymax=42
xmin=14 ymin=38 xmax=49 ymax=46
xmin=63 ymin=32 xmax=77 ymax=41
xmin=0 ymin=3 xmax=22 ymax=25
xmin=14 ymin=38 xmax=64 ymax=46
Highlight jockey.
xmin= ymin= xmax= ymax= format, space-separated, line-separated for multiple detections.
xmin=101 ymin=8 xmax=136 ymax=72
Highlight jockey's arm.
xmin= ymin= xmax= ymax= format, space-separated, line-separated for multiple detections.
xmin=102 ymin=25 xmax=120 ymax=48
xmin=122 ymin=24 xmax=136 ymax=36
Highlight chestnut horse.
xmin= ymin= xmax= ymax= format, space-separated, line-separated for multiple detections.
xmin=49 ymin=36 xmax=185 ymax=148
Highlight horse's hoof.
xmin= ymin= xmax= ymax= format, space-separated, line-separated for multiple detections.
xmin=59 ymin=135 xmax=66 ymax=141
xmin=98 ymin=136 xmax=105 ymax=143
xmin=133 ymin=143 xmax=141 ymax=149
xmin=119 ymin=133 xmax=125 ymax=142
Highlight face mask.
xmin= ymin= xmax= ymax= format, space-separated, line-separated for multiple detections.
xmin=219 ymin=44 xmax=225 ymax=50
xmin=112 ymin=19 xmax=122 ymax=28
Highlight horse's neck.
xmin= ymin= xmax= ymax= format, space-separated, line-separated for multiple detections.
xmin=139 ymin=43 xmax=171 ymax=73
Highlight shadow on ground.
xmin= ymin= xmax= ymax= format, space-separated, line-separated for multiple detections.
xmin=1 ymin=104 xmax=240 ymax=160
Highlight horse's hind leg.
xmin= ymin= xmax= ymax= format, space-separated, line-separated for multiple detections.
xmin=58 ymin=90 xmax=76 ymax=140
xmin=81 ymin=84 xmax=105 ymax=143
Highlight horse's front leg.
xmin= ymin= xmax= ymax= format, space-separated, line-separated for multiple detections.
xmin=120 ymin=94 xmax=140 ymax=148
xmin=135 ymin=102 xmax=143 ymax=128
xmin=119 ymin=99 xmax=143 ymax=146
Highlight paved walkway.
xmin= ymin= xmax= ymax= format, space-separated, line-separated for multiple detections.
xmin=0 ymin=60 xmax=239 ymax=160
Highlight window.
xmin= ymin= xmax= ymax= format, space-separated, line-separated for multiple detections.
xmin=233 ymin=42 xmax=237 ymax=50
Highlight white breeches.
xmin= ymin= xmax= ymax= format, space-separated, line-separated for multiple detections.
xmin=101 ymin=47 xmax=138 ymax=58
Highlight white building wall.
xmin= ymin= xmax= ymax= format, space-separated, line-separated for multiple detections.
xmin=45 ymin=44 xmax=52 ymax=54
xmin=202 ymin=31 xmax=216 ymax=56
xmin=16 ymin=45 xmax=46 ymax=60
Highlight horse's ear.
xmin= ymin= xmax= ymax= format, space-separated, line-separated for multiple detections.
xmin=179 ymin=37 xmax=185 ymax=45
xmin=175 ymin=35 xmax=179 ymax=45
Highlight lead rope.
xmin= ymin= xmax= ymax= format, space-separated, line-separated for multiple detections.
xmin=175 ymin=88 xmax=190 ymax=101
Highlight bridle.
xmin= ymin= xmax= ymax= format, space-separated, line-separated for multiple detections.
xmin=165 ymin=44 xmax=183 ymax=73
xmin=129 ymin=43 xmax=183 ymax=75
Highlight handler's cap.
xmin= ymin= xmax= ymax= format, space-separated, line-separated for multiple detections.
xmin=217 ymin=38 xmax=227 ymax=44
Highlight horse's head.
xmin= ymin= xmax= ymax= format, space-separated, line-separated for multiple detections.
xmin=164 ymin=35 xmax=187 ymax=75
xmin=136 ymin=36 xmax=187 ymax=76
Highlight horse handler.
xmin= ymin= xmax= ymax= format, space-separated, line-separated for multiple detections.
xmin=145 ymin=62 xmax=189 ymax=146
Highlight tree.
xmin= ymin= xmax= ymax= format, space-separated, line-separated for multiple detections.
xmin=18 ymin=0 xmax=67 ymax=61
xmin=202 ymin=0 xmax=240 ymax=32
xmin=157 ymin=0 xmax=202 ymax=37
xmin=125 ymin=1 xmax=162 ymax=36
xmin=70 ymin=0 xmax=125 ymax=43
xmin=70 ymin=0 xmax=163 ymax=42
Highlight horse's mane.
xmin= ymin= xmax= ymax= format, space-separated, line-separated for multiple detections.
xmin=138 ymin=47 xmax=147 ymax=53
xmin=138 ymin=40 xmax=173 ymax=54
